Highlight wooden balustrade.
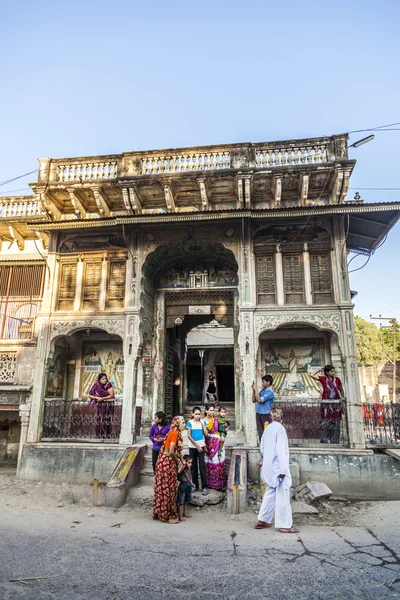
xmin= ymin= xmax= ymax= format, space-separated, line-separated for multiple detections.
xmin=141 ymin=150 xmax=231 ymax=175
xmin=57 ymin=161 xmax=118 ymax=182
xmin=0 ymin=197 xmax=44 ymax=217
xmin=255 ymin=144 xmax=328 ymax=168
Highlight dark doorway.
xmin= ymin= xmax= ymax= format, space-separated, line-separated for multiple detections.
xmin=187 ymin=365 xmax=203 ymax=404
xmin=216 ymin=365 xmax=234 ymax=404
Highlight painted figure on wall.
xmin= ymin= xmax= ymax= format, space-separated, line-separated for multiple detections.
xmin=263 ymin=342 xmax=323 ymax=399
xmin=46 ymin=347 xmax=66 ymax=397
xmin=82 ymin=343 xmax=124 ymax=397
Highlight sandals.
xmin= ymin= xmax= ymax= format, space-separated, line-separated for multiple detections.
xmin=279 ymin=527 xmax=299 ymax=534
xmin=254 ymin=521 xmax=271 ymax=529
xmin=168 ymin=518 xmax=179 ymax=524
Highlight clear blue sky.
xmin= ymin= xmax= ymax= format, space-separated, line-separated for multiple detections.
xmin=1 ymin=0 xmax=399 ymax=321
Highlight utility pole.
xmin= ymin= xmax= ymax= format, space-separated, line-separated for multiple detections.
xmin=370 ymin=315 xmax=397 ymax=403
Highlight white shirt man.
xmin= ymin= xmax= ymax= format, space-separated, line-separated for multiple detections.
xmin=254 ymin=407 xmax=299 ymax=533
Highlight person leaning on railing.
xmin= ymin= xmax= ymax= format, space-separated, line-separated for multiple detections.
xmin=310 ymin=365 xmax=345 ymax=444
xmin=88 ymin=372 xmax=115 ymax=438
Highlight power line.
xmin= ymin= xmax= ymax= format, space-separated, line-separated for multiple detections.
xmin=0 ymin=187 xmax=32 ymax=195
xmin=0 ymin=169 xmax=38 ymax=188
xmin=348 ymin=121 xmax=400 ymax=134
xmin=348 ymin=187 xmax=400 ymax=191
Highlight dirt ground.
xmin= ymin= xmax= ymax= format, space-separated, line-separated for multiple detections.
xmin=1 ymin=466 xmax=400 ymax=600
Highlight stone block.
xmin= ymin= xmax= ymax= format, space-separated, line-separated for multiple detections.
xmin=289 ymin=461 xmax=300 ymax=488
xmin=295 ymin=481 xmax=332 ymax=503
xmin=190 ymin=489 xmax=225 ymax=507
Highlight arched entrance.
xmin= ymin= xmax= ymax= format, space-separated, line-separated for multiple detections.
xmin=257 ymin=322 xmax=347 ymax=445
xmin=141 ymin=240 xmax=239 ymax=424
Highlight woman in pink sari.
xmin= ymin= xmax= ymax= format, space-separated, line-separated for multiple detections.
xmin=203 ymin=404 xmax=226 ymax=490
xmin=88 ymin=373 xmax=115 ymax=438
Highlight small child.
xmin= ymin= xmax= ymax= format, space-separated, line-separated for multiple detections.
xmin=217 ymin=406 xmax=230 ymax=452
xmin=177 ymin=455 xmax=193 ymax=521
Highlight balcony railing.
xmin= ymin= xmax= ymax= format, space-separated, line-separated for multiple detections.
xmin=363 ymin=402 xmax=400 ymax=447
xmin=0 ymin=197 xmax=44 ymax=217
xmin=38 ymin=134 xmax=349 ymax=184
xmin=42 ymin=398 xmax=122 ymax=441
xmin=277 ymin=399 xmax=348 ymax=446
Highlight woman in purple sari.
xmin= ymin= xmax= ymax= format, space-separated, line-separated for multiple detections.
xmin=203 ymin=404 xmax=226 ymax=490
xmin=88 ymin=373 xmax=115 ymax=438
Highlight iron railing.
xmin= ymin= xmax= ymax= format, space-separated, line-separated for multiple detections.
xmin=42 ymin=398 xmax=122 ymax=441
xmin=363 ymin=402 xmax=400 ymax=447
xmin=278 ymin=400 xmax=348 ymax=446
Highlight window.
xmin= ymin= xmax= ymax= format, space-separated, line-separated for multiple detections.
xmin=311 ymin=253 xmax=333 ymax=304
xmin=82 ymin=262 xmax=102 ymax=309
xmin=256 ymin=255 xmax=276 ymax=304
xmin=283 ymin=254 xmax=304 ymax=304
xmin=0 ymin=264 xmax=45 ymax=338
xmin=58 ymin=263 xmax=77 ymax=310
xmin=107 ymin=261 xmax=126 ymax=308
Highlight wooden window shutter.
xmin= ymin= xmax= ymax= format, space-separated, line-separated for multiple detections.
xmin=311 ymin=253 xmax=333 ymax=304
xmin=256 ymin=255 xmax=276 ymax=304
xmin=82 ymin=262 xmax=102 ymax=309
xmin=107 ymin=261 xmax=126 ymax=308
xmin=283 ymin=254 xmax=304 ymax=304
xmin=58 ymin=263 xmax=77 ymax=310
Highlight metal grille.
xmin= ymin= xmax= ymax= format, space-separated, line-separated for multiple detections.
xmin=42 ymin=398 xmax=122 ymax=441
xmin=278 ymin=400 xmax=348 ymax=446
xmin=256 ymin=255 xmax=276 ymax=304
xmin=363 ymin=402 xmax=400 ymax=447
xmin=0 ymin=264 xmax=45 ymax=339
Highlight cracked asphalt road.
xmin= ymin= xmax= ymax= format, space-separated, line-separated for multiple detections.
xmin=1 ymin=474 xmax=400 ymax=599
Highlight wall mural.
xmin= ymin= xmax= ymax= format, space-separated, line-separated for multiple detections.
xmin=82 ymin=342 xmax=124 ymax=397
xmin=46 ymin=346 xmax=67 ymax=397
xmin=263 ymin=341 xmax=323 ymax=399
xmin=159 ymin=266 xmax=238 ymax=289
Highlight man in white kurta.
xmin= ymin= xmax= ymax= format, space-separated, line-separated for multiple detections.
xmin=255 ymin=408 xmax=299 ymax=533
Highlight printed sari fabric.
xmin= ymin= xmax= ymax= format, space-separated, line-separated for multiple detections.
xmin=204 ymin=417 xmax=226 ymax=490
xmin=152 ymin=417 xmax=183 ymax=522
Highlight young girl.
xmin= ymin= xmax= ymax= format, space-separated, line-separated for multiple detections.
xmin=186 ymin=406 xmax=209 ymax=495
xmin=203 ymin=404 xmax=227 ymax=490
xmin=206 ymin=371 xmax=217 ymax=402
xmin=149 ymin=411 xmax=170 ymax=473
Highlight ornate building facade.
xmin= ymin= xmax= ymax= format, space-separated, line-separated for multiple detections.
xmin=1 ymin=134 xmax=399 ymax=477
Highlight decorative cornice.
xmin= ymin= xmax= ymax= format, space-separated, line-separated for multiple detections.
xmin=255 ymin=311 xmax=341 ymax=335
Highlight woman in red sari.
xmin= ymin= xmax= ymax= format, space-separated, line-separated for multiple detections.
xmin=153 ymin=415 xmax=186 ymax=524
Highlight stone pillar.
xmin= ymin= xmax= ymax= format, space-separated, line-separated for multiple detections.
xmin=17 ymin=402 xmax=30 ymax=477
xmin=73 ymin=257 xmax=84 ymax=312
xmin=303 ymin=243 xmax=313 ymax=305
xmin=275 ymin=245 xmax=284 ymax=306
xmin=119 ymin=314 xmax=139 ymax=445
xmin=153 ymin=291 xmax=166 ymax=414
xmin=26 ymin=318 xmax=52 ymax=443
xmin=341 ymin=309 xmax=365 ymax=449
xmin=99 ymin=255 xmax=108 ymax=310
xmin=240 ymin=311 xmax=257 ymax=446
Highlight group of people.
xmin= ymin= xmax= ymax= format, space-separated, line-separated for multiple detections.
xmin=150 ymin=405 xmax=230 ymax=524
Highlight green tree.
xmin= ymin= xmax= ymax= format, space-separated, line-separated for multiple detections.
xmin=354 ymin=316 xmax=385 ymax=366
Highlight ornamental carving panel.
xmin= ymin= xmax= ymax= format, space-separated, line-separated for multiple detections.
xmin=51 ymin=319 xmax=125 ymax=339
xmin=255 ymin=312 xmax=340 ymax=335
xmin=0 ymin=352 xmax=17 ymax=383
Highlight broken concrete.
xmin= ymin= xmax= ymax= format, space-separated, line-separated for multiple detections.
xmin=190 ymin=489 xmax=225 ymax=507
xmin=291 ymin=500 xmax=319 ymax=514
xmin=295 ymin=481 xmax=332 ymax=503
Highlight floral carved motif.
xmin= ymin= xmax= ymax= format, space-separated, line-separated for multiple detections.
xmin=51 ymin=319 xmax=125 ymax=339
xmin=255 ymin=313 xmax=340 ymax=335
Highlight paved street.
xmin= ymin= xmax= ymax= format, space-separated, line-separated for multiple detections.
xmin=1 ymin=474 xmax=400 ymax=600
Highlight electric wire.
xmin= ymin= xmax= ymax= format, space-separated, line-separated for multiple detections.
xmin=348 ymin=121 xmax=400 ymax=134
xmin=0 ymin=169 xmax=38 ymax=187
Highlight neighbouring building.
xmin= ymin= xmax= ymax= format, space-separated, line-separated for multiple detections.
xmin=1 ymin=133 xmax=399 ymax=480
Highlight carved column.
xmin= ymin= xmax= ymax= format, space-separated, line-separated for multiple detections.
xmin=73 ymin=257 xmax=84 ymax=312
xmin=303 ymin=243 xmax=313 ymax=305
xmin=26 ymin=318 xmax=52 ymax=443
xmin=153 ymin=291 xmax=166 ymax=414
xmin=119 ymin=314 xmax=139 ymax=445
xmin=275 ymin=244 xmax=285 ymax=306
xmin=99 ymin=254 xmax=108 ymax=311
xmin=17 ymin=402 xmax=30 ymax=478
xmin=239 ymin=311 xmax=257 ymax=446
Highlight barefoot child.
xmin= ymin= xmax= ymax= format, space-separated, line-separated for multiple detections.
xmin=177 ymin=455 xmax=193 ymax=521
xmin=217 ymin=406 xmax=230 ymax=452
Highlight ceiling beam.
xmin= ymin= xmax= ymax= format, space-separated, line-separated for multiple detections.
xmin=68 ymin=189 xmax=87 ymax=219
xmin=236 ymin=177 xmax=244 ymax=209
xmin=299 ymin=173 xmax=309 ymax=206
xmin=92 ymin=186 xmax=111 ymax=217
xmin=243 ymin=175 xmax=252 ymax=208
xmin=9 ymin=225 xmax=25 ymax=250
xmin=121 ymin=188 xmax=133 ymax=215
xmin=272 ymin=176 xmax=282 ymax=208
xmin=164 ymin=183 xmax=176 ymax=213
xmin=329 ymin=170 xmax=344 ymax=205
xmin=36 ymin=190 xmax=61 ymax=221
xmin=197 ymin=178 xmax=210 ymax=211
